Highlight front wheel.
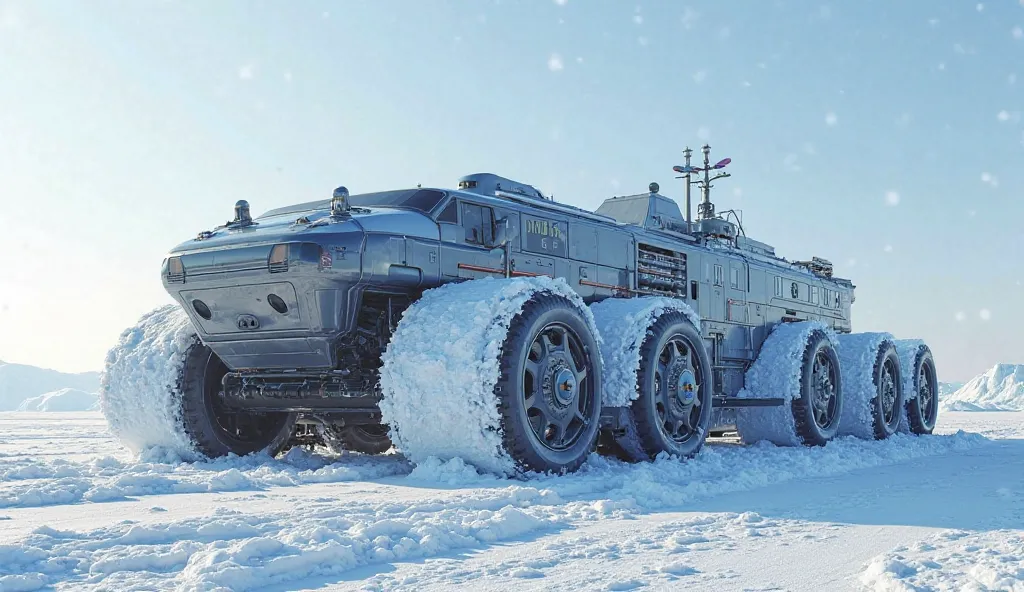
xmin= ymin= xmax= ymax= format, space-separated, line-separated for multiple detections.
xmin=495 ymin=294 xmax=603 ymax=474
xmin=179 ymin=340 xmax=297 ymax=458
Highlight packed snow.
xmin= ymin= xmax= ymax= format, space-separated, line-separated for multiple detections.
xmin=0 ymin=410 xmax=1018 ymax=591
xmin=16 ymin=388 xmax=98 ymax=412
xmin=835 ymin=332 xmax=894 ymax=439
xmin=734 ymin=320 xmax=836 ymax=446
xmin=379 ymin=276 xmax=601 ymax=476
xmin=98 ymin=304 xmax=201 ymax=462
xmin=589 ymin=296 xmax=700 ymax=407
xmin=942 ymin=363 xmax=1024 ymax=411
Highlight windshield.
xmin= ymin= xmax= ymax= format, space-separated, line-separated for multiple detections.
xmin=258 ymin=189 xmax=447 ymax=219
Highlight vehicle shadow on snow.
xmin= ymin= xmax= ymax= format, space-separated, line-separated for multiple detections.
xmin=681 ymin=435 xmax=1024 ymax=532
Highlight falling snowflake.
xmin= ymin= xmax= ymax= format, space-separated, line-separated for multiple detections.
xmin=692 ymin=71 xmax=706 ymax=84
xmin=1014 ymin=26 xmax=1023 ymax=39
xmin=238 ymin=64 xmax=256 ymax=80
xmin=825 ymin=112 xmax=838 ymax=126
xmin=553 ymin=0 xmax=567 ymax=5
xmin=885 ymin=190 xmax=900 ymax=206
xmin=884 ymin=245 xmax=893 ymax=253
xmin=979 ymin=309 xmax=992 ymax=321
xmin=976 ymin=3 xmax=984 ymax=11
xmin=981 ymin=172 xmax=999 ymax=187
xmin=634 ymin=15 xmax=643 ymax=25
xmin=955 ymin=311 xmax=966 ymax=322
xmin=998 ymin=110 xmax=1011 ymax=121
xmin=638 ymin=36 xmax=649 ymax=46
xmin=548 ymin=53 xmax=564 ymax=71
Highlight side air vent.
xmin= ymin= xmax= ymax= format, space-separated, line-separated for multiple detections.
xmin=637 ymin=243 xmax=687 ymax=297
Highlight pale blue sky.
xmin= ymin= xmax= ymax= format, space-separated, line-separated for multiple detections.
xmin=0 ymin=0 xmax=1021 ymax=382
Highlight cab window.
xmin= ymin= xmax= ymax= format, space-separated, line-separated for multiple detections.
xmin=461 ymin=202 xmax=494 ymax=245
xmin=437 ymin=200 xmax=458 ymax=223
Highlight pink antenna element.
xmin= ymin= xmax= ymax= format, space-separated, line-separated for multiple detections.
xmin=713 ymin=157 xmax=732 ymax=169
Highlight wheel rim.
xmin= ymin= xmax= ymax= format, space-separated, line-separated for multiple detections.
xmin=522 ymin=322 xmax=594 ymax=452
xmin=653 ymin=336 xmax=703 ymax=444
xmin=811 ymin=350 xmax=839 ymax=429
xmin=203 ymin=351 xmax=288 ymax=447
xmin=879 ymin=358 xmax=898 ymax=424
xmin=918 ymin=363 xmax=936 ymax=428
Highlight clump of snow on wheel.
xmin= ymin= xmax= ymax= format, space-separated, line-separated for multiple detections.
xmin=589 ymin=296 xmax=700 ymax=407
xmin=735 ymin=321 xmax=835 ymax=446
xmin=378 ymin=275 xmax=600 ymax=476
xmin=894 ymin=338 xmax=926 ymax=434
xmin=834 ymin=332 xmax=893 ymax=439
xmin=99 ymin=304 xmax=200 ymax=461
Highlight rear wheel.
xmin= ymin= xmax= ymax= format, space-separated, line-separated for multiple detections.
xmin=792 ymin=330 xmax=843 ymax=446
xmin=336 ymin=424 xmax=393 ymax=455
xmin=905 ymin=347 xmax=939 ymax=434
xmin=872 ymin=344 xmax=904 ymax=439
xmin=619 ymin=313 xmax=712 ymax=460
xmin=179 ymin=340 xmax=297 ymax=458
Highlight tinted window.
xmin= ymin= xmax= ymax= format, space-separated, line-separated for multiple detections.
xmin=437 ymin=200 xmax=458 ymax=223
xmin=461 ymin=202 xmax=494 ymax=245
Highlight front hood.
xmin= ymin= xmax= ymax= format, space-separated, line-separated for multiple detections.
xmin=167 ymin=207 xmax=439 ymax=255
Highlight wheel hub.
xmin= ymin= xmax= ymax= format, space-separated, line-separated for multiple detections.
xmin=675 ymin=369 xmax=697 ymax=407
xmin=553 ymin=367 xmax=577 ymax=406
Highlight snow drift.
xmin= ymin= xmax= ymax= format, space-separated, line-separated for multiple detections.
xmin=941 ymin=363 xmax=1024 ymax=412
xmin=15 ymin=388 xmax=98 ymax=412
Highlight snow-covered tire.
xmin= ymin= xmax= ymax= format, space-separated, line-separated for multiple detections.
xmin=897 ymin=341 xmax=939 ymax=435
xmin=736 ymin=322 xmax=843 ymax=447
xmin=178 ymin=341 xmax=297 ymax=459
xmin=379 ymin=276 xmax=603 ymax=476
xmin=588 ymin=297 xmax=708 ymax=461
xmin=100 ymin=304 xmax=296 ymax=460
xmin=836 ymin=333 xmax=904 ymax=440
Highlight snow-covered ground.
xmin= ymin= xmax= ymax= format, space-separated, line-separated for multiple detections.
xmin=0 ymin=410 xmax=1020 ymax=591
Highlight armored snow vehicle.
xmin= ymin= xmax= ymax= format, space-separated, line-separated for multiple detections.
xmin=101 ymin=145 xmax=939 ymax=475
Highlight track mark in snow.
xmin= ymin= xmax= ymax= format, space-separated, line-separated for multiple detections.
xmin=0 ymin=448 xmax=410 ymax=509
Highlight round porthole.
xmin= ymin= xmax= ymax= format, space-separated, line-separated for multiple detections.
xmin=267 ymin=293 xmax=288 ymax=314
xmin=192 ymin=299 xmax=212 ymax=320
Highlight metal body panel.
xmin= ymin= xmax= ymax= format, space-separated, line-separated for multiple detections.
xmin=161 ymin=179 xmax=856 ymax=404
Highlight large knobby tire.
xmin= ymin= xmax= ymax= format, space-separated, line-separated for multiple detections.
xmin=792 ymin=330 xmax=844 ymax=446
xmin=905 ymin=346 xmax=939 ymax=434
xmin=871 ymin=342 xmax=904 ymax=439
xmin=620 ymin=313 xmax=713 ymax=461
xmin=495 ymin=294 xmax=603 ymax=474
xmin=179 ymin=339 xmax=297 ymax=458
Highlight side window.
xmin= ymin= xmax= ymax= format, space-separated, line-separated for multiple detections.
xmin=437 ymin=200 xmax=457 ymax=223
xmin=811 ymin=286 xmax=819 ymax=305
xmin=461 ymin=202 xmax=494 ymax=245
xmin=730 ymin=267 xmax=739 ymax=290
xmin=713 ymin=264 xmax=724 ymax=286
xmin=774 ymin=276 xmax=783 ymax=297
